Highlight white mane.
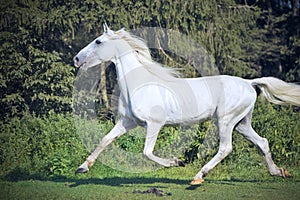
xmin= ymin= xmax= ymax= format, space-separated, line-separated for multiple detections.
xmin=113 ymin=30 xmax=180 ymax=81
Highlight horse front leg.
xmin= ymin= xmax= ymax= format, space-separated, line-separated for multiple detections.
xmin=143 ymin=122 xmax=185 ymax=167
xmin=76 ymin=117 xmax=136 ymax=173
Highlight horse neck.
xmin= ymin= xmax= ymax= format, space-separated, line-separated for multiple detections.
xmin=114 ymin=51 xmax=153 ymax=103
xmin=115 ymin=51 xmax=142 ymax=80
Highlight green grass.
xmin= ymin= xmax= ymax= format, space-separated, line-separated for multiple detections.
xmin=1 ymin=163 xmax=300 ymax=200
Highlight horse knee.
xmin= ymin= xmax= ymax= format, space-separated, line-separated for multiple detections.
xmin=143 ymin=152 xmax=149 ymax=158
xmin=218 ymin=145 xmax=232 ymax=158
xmin=143 ymin=150 xmax=152 ymax=159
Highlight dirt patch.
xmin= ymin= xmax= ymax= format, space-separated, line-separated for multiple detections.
xmin=133 ymin=187 xmax=172 ymax=197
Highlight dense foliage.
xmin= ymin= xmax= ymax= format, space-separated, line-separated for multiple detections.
xmin=1 ymin=0 xmax=299 ymax=119
xmin=0 ymin=100 xmax=299 ymax=178
xmin=0 ymin=0 xmax=299 ymax=178
xmin=0 ymin=113 xmax=87 ymax=178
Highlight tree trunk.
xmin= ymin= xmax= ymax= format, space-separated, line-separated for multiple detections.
xmin=99 ymin=63 xmax=109 ymax=108
xmin=267 ymin=0 xmax=272 ymax=14
xmin=291 ymin=0 xmax=299 ymax=16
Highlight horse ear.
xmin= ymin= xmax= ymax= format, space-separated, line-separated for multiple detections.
xmin=103 ymin=23 xmax=108 ymax=33
xmin=103 ymin=23 xmax=115 ymax=35
xmin=116 ymin=27 xmax=125 ymax=34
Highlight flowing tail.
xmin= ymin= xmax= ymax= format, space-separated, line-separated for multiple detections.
xmin=250 ymin=77 xmax=300 ymax=107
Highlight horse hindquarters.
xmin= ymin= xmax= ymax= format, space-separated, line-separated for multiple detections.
xmin=192 ymin=77 xmax=258 ymax=184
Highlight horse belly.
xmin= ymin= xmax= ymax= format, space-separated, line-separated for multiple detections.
xmin=182 ymin=81 xmax=216 ymax=123
xmin=129 ymin=82 xmax=215 ymax=125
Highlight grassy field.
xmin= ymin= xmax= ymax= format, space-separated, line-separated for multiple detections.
xmin=1 ymin=162 xmax=299 ymax=200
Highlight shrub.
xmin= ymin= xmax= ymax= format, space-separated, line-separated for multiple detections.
xmin=0 ymin=112 xmax=87 ymax=179
xmin=251 ymin=99 xmax=300 ymax=166
xmin=0 ymin=98 xmax=298 ymax=179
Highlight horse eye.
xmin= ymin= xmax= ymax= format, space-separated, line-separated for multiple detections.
xmin=95 ymin=40 xmax=101 ymax=44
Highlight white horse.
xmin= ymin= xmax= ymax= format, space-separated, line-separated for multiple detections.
xmin=74 ymin=24 xmax=300 ymax=185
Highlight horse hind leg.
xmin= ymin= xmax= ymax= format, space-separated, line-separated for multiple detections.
xmin=235 ymin=111 xmax=292 ymax=178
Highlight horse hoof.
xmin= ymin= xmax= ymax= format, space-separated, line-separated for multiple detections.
xmin=281 ymin=168 xmax=292 ymax=178
xmin=75 ymin=168 xmax=88 ymax=174
xmin=176 ymin=160 xmax=185 ymax=167
xmin=190 ymin=179 xmax=204 ymax=185
xmin=174 ymin=158 xmax=185 ymax=167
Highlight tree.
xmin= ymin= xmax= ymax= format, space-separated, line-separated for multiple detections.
xmin=0 ymin=0 xmax=78 ymax=120
xmin=253 ymin=0 xmax=300 ymax=81
xmin=1 ymin=0 xmax=298 ymax=121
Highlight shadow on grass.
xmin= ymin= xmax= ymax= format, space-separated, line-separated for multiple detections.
xmin=2 ymin=167 xmax=271 ymax=191
xmin=67 ymin=177 xmax=190 ymax=187
xmin=1 ymin=167 xmax=190 ymax=187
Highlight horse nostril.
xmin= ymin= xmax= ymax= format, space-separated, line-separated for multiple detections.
xmin=75 ymin=57 xmax=79 ymax=62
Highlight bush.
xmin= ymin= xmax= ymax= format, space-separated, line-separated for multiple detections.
xmin=251 ymin=99 xmax=300 ymax=166
xmin=0 ymin=98 xmax=298 ymax=179
xmin=0 ymin=112 xmax=87 ymax=179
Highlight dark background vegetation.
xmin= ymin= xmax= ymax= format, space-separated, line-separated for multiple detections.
xmin=0 ymin=0 xmax=299 ymax=179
